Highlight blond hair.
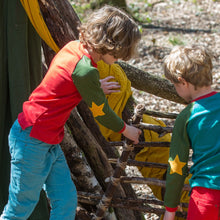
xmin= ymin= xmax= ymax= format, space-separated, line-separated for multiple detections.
xmin=163 ymin=45 xmax=213 ymax=88
xmin=79 ymin=5 xmax=141 ymax=61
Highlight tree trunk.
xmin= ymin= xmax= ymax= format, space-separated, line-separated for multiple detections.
xmin=38 ymin=0 xmax=80 ymax=48
xmin=117 ymin=61 xmax=187 ymax=104
xmin=61 ymin=126 xmax=102 ymax=194
xmin=66 ymin=109 xmax=139 ymax=220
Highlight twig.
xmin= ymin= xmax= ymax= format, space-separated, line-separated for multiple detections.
xmin=135 ymin=122 xmax=173 ymax=137
xmin=109 ymin=141 xmax=170 ymax=147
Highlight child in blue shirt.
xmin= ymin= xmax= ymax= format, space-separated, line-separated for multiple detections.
xmin=163 ymin=45 xmax=220 ymax=220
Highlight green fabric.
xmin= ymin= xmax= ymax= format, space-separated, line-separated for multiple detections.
xmin=164 ymin=104 xmax=192 ymax=208
xmin=0 ymin=0 xmax=49 ymax=219
xmin=73 ymin=56 xmax=124 ymax=132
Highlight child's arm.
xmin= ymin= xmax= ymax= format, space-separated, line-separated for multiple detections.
xmin=122 ymin=124 xmax=141 ymax=144
xmin=163 ymin=210 xmax=176 ymax=220
xmin=72 ymin=67 xmax=141 ymax=143
xmin=164 ymin=105 xmax=192 ymax=211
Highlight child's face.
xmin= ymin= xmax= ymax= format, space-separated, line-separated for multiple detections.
xmin=100 ymin=54 xmax=118 ymax=65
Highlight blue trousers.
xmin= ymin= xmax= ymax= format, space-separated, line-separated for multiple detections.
xmin=1 ymin=120 xmax=77 ymax=220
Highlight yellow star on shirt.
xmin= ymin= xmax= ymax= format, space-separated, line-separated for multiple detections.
xmin=89 ymin=102 xmax=105 ymax=117
xmin=169 ymin=155 xmax=186 ymax=175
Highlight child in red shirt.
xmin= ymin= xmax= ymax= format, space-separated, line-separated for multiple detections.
xmin=1 ymin=5 xmax=141 ymax=220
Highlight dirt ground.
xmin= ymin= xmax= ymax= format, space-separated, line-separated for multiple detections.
xmin=127 ymin=0 xmax=220 ymax=114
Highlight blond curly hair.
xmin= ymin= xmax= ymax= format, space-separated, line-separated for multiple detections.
xmin=163 ymin=45 xmax=213 ymax=89
xmin=79 ymin=5 xmax=141 ymax=61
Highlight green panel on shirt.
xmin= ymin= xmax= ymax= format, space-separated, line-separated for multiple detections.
xmin=164 ymin=104 xmax=193 ymax=208
xmin=72 ymin=56 xmax=124 ymax=132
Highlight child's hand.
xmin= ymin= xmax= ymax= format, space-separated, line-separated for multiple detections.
xmin=163 ymin=211 xmax=176 ymax=220
xmin=100 ymin=76 xmax=121 ymax=95
xmin=122 ymin=125 xmax=142 ymax=144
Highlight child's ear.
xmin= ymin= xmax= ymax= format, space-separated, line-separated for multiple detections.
xmin=177 ymin=77 xmax=187 ymax=85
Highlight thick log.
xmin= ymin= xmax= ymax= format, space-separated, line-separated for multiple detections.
xmin=61 ymin=126 xmax=102 ymax=194
xmin=66 ymin=109 xmax=139 ymax=220
xmin=38 ymin=0 xmax=80 ymax=48
xmin=66 ymin=109 xmax=113 ymax=190
xmin=117 ymin=61 xmax=187 ymax=104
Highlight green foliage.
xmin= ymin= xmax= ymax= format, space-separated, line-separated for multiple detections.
xmin=71 ymin=2 xmax=91 ymax=21
xmin=168 ymin=35 xmax=185 ymax=46
xmin=138 ymin=25 xmax=143 ymax=34
xmin=128 ymin=3 xmax=152 ymax=23
xmin=172 ymin=0 xmax=181 ymax=3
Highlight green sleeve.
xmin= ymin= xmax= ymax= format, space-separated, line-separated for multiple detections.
xmin=164 ymin=104 xmax=193 ymax=209
xmin=72 ymin=58 xmax=125 ymax=132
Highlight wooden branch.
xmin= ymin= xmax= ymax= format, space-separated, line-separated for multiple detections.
xmin=109 ymin=141 xmax=170 ymax=147
xmin=76 ymin=206 xmax=93 ymax=220
xmin=132 ymin=104 xmax=146 ymax=124
xmin=94 ymin=142 xmax=136 ymax=219
xmin=66 ymin=109 xmax=114 ymax=189
xmin=143 ymin=109 xmax=178 ymax=119
xmin=117 ymin=61 xmax=187 ymax=104
xmin=77 ymin=191 xmax=188 ymax=218
xmin=109 ymin=158 xmax=168 ymax=169
xmin=61 ymin=126 xmax=103 ymax=194
xmin=135 ymin=122 xmax=173 ymax=136
xmin=120 ymin=176 xmax=191 ymax=191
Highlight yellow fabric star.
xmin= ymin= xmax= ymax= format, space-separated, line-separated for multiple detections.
xmin=169 ymin=155 xmax=186 ymax=175
xmin=89 ymin=102 xmax=105 ymax=117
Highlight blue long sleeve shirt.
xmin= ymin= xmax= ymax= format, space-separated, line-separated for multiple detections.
xmin=164 ymin=91 xmax=220 ymax=209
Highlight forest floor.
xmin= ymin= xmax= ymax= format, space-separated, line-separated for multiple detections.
xmin=127 ymin=0 xmax=220 ymax=115
xmin=72 ymin=0 xmax=220 ymax=219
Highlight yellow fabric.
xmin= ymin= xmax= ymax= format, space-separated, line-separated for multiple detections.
xmin=135 ymin=115 xmax=170 ymax=200
xmin=20 ymin=0 xmax=60 ymax=53
xmin=96 ymin=60 xmax=132 ymax=141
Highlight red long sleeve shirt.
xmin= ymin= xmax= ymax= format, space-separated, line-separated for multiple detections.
xmin=18 ymin=41 xmax=125 ymax=144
